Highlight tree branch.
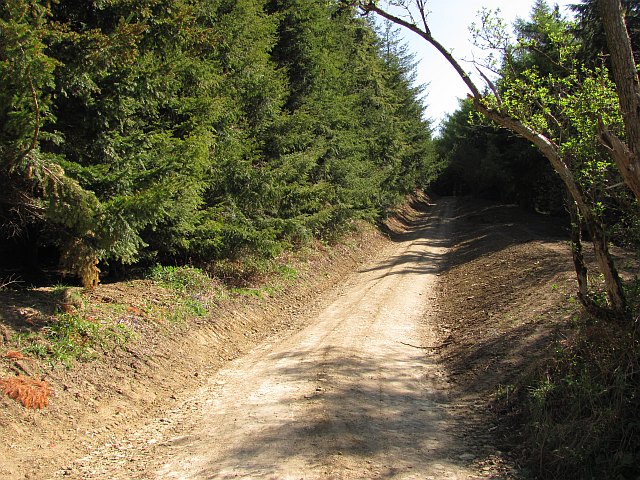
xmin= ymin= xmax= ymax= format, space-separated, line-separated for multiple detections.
xmin=599 ymin=120 xmax=640 ymax=197
xmin=14 ymin=75 xmax=41 ymax=167
xmin=475 ymin=65 xmax=501 ymax=105
xmin=361 ymin=2 xmax=482 ymax=99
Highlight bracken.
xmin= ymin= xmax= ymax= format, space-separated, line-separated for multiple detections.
xmin=0 ymin=375 xmax=53 ymax=409
xmin=4 ymin=350 xmax=25 ymax=360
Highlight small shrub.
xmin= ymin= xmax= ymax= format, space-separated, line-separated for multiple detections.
xmin=15 ymin=313 xmax=133 ymax=367
xmin=43 ymin=313 xmax=100 ymax=364
xmin=517 ymin=318 xmax=640 ymax=479
xmin=149 ymin=265 xmax=212 ymax=293
xmin=149 ymin=265 xmax=216 ymax=319
xmin=278 ymin=264 xmax=299 ymax=282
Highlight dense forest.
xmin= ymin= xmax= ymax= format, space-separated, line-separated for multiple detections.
xmin=428 ymin=0 xmax=640 ymax=317
xmin=1 ymin=0 xmax=435 ymax=287
xmin=5 ymin=0 xmax=639 ymax=303
xmin=435 ymin=0 xmax=640 ymax=231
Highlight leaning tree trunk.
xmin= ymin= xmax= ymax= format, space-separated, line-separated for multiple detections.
xmin=567 ymin=196 xmax=624 ymax=318
xmin=599 ymin=0 xmax=640 ymax=203
xmin=568 ymin=200 xmax=590 ymax=304
xmin=474 ymin=101 xmax=628 ymax=317
xmin=362 ymin=0 xmax=628 ymax=318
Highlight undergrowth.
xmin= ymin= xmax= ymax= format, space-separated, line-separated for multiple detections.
xmin=507 ymin=313 xmax=640 ymax=479
xmin=149 ymin=265 xmax=219 ymax=320
xmin=206 ymin=255 xmax=297 ymax=287
xmin=149 ymin=260 xmax=300 ymax=318
xmin=15 ymin=313 xmax=134 ymax=367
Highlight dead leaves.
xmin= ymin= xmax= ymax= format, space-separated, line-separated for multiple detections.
xmin=0 ymin=375 xmax=53 ymax=409
xmin=2 ymin=350 xmax=52 ymax=409
xmin=4 ymin=350 xmax=25 ymax=360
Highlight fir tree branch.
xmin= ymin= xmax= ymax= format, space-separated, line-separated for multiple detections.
xmin=15 ymin=72 xmax=41 ymax=167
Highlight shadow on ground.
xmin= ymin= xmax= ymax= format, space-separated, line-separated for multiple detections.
xmin=0 ymin=289 xmax=59 ymax=335
xmin=179 ymin=345 xmax=475 ymax=479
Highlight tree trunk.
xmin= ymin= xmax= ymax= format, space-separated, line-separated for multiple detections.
xmin=599 ymin=0 xmax=640 ymax=203
xmin=567 ymin=200 xmax=622 ymax=318
xmin=568 ymin=201 xmax=590 ymax=303
xmin=474 ymin=101 xmax=627 ymax=317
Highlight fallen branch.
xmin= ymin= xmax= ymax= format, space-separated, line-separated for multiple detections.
xmin=398 ymin=340 xmax=450 ymax=350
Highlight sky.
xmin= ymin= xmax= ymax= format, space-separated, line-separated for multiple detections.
xmin=386 ymin=0 xmax=578 ymax=130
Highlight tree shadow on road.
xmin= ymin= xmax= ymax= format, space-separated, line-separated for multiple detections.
xmin=183 ymin=344 xmax=479 ymax=479
xmin=432 ymin=196 xmax=578 ymax=476
xmin=362 ymin=196 xmax=568 ymax=281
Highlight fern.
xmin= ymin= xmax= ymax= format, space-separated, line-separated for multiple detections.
xmin=0 ymin=376 xmax=53 ymax=409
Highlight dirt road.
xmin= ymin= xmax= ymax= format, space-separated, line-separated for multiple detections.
xmin=65 ymin=198 xmax=481 ymax=479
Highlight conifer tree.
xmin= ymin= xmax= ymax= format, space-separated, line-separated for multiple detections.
xmin=2 ymin=0 xmax=437 ymax=284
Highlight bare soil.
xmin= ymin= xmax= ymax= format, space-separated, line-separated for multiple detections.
xmin=0 ymin=195 xmax=595 ymax=479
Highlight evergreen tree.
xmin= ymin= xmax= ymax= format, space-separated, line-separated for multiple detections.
xmin=1 ymin=0 xmax=437 ymax=285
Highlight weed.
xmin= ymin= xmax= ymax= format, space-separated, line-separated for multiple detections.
xmin=19 ymin=339 xmax=48 ymax=358
xmin=43 ymin=313 xmax=100 ymax=365
xmin=149 ymin=265 xmax=211 ymax=292
xmin=516 ymin=317 xmax=640 ymax=479
xmin=13 ymin=313 xmax=134 ymax=367
xmin=183 ymin=297 xmax=208 ymax=317
xmin=495 ymin=383 xmax=515 ymax=403
xmin=149 ymin=265 xmax=216 ymax=320
xmin=52 ymin=283 xmax=71 ymax=295
xmin=278 ymin=264 xmax=299 ymax=282
xmin=231 ymin=287 xmax=267 ymax=299
xmin=103 ymin=322 xmax=136 ymax=347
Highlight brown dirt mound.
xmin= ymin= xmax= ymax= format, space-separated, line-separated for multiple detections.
xmin=434 ymin=197 xmax=638 ymax=476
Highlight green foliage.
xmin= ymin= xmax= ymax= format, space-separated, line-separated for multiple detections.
xmin=16 ymin=313 xmax=134 ymax=367
xmin=434 ymin=99 xmax=563 ymax=212
xmin=439 ymin=0 xmax=640 ymax=246
xmin=149 ymin=264 xmax=212 ymax=294
xmin=149 ymin=264 xmax=215 ymax=318
xmin=1 ymin=0 xmax=435 ymax=285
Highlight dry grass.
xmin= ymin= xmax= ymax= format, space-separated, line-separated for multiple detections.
xmin=0 ymin=375 xmax=53 ymax=409
xmin=4 ymin=350 xmax=25 ymax=360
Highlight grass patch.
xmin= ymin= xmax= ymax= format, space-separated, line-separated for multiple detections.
xmin=506 ymin=314 xmax=640 ymax=479
xmin=206 ymin=256 xmax=276 ymax=287
xmin=277 ymin=264 xmax=300 ymax=282
xmin=149 ymin=265 xmax=212 ymax=293
xmin=149 ymin=265 xmax=218 ymax=320
xmin=14 ymin=313 xmax=134 ymax=368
